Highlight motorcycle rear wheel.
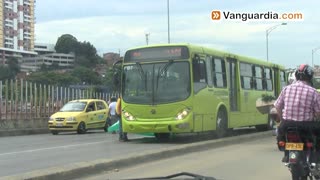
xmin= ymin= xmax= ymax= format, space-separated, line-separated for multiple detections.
xmin=291 ymin=164 xmax=308 ymax=180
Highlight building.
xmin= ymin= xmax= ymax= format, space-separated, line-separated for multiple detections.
xmin=314 ymin=65 xmax=320 ymax=77
xmin=20 ymin=52 xmax=75 ymax=72
xmin=20 ymin=43 xmax=77 ymax=72
xmin=34 ymin=43 xmax=55 ymax=55
xmin=0 ymin=0 xmax=37 ymax=64
xmin=103 ymin=52 xmax=120 ymax=66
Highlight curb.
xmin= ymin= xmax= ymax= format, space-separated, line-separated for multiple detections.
xmin=0 ymin=129 xmax=49 ymax=137
xmin=2 ymin=130 xmax=273 ymax=180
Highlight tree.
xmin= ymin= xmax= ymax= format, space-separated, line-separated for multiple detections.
xmin=0 ymin=58 xmax=20 ymax=80
xmin=55 ymin=34 xmax=78 ymax=54
xmin=71 ymin=66 xmax=102 ymax=85
xmin=0 ymin=66 xmax=11 ymax=80
xmin=26 ymin=71 xmax=80 ymax=86
xmin=55 ymin=34 xmax=100 ymax=68
xmin=75 ymin=41 xmax=99 ymax=67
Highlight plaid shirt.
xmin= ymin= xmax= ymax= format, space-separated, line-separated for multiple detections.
xmin=274 ymin=81 xmax=320 ymax=121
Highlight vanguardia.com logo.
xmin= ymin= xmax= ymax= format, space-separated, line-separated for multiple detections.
xmin=211 ymin=10 xmax=303 ymax=22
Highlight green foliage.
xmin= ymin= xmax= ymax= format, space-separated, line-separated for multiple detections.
xmin=7 ymin=57 xmax=20 ymax=75
xmin=55 ymin=34 xmax=99 ymax=68
xmin=26 ymin=71 xmax=80 ymax=86
xmin=313 ymin=77 xmax=320 ymax=89
xmin=71 ymin=66 xmax=102 ymax=85
xmin=102 ymin=67 xmax=115 ymax=90
xmin=55 ymin=34 xmax=78 ymax=54
xmin=0 ymin=66 xmax=11 ymax=80
xmin=261 ymin=94 xmax=276 ymax=102
xmin=0 ymin=57 xmax=20 ymax=80
xmin=29 ymin=34 xmax=111 ymax=89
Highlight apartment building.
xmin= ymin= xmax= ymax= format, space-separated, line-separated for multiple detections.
xmin=0 ymin=0 xmax=37 ymax=64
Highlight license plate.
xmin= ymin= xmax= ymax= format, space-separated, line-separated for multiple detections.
xmin=285 ymin=143 xmax=304 ymax=151
xmin=56 ymin=123 xmax=63 ymax=127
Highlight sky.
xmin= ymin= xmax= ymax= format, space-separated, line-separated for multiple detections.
xmin=35 ymin=0 xmax=320 ymax=68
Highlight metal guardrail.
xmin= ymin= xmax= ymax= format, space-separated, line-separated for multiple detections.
xmin=0 ymin=79 xmax=117 ymax=120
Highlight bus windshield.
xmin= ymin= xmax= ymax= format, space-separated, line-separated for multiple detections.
xmin=122 ymin=61 xmax=191 ymax=104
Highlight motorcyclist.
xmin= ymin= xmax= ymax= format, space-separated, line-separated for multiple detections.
xmin=274 ymin=64 xmax=320 ymax=161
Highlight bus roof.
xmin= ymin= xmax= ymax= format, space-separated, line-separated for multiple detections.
xmin=125 ymin=43 xmax=286 ymax=69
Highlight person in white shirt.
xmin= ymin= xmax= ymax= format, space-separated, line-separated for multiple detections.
xmin=108 ymin=97 xmax=117 ymax=127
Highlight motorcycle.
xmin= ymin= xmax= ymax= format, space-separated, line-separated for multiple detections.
xmin=278 ymin=126 xmax=320 ymax=180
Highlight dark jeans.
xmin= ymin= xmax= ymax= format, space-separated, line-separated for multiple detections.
xmin=118 ymin=115 xmax=128 ymax=140
xmin=109 ymin=115 xmax=118 ymax=126
xmin=277 ymin=120 xmax=320 ymax=142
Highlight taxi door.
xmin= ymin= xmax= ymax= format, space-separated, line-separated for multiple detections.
xmin=85 ymin=101 xmax=97 ymax=129
xmin=94 ymin=101 xmax=108 ymax=128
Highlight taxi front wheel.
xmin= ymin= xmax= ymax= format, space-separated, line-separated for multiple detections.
xmin=77 ymin=122 xmax=87 ymax=134
xmin=51 ymin=131 xmax=59 ymax=135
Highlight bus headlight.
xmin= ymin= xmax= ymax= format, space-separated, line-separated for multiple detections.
xmin=123 ymin=111 xmax=136 ymax=121
xmin=176 ymin=109 xmax=190 ymax=120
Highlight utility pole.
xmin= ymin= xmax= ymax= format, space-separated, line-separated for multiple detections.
xmin=167 ymin=0 xmax=170 ymax=43
xmin=145 ymin=33 xmax=150 ymax=45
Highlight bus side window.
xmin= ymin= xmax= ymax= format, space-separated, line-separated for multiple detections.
xmin=212 ymin=58 xmax=227 ymax=88
xmin=240 ymin=63 xmax=253 ymax=89
xmin=193 ymin=55 xmax=207 ymax=93
xmin=192 ymin=57 xmax=207 ymax=83
xmin=264 ymin=68 xmax=273 ymax=91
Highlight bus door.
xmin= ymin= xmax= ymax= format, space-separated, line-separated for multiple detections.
xmin=192 ymin=54 xmax=210 ymax=132
xmin=226 ymin=58 xmax=239 ymax=112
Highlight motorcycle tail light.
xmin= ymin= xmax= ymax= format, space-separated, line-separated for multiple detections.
xmin=278 ymin=141 xmax=286 ymax=147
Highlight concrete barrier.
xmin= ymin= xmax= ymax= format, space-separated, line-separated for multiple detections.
xmin=0 ymin=118 xmax=49 ymax=137
xmin=1 ymin=130 xmax=273 ymax=180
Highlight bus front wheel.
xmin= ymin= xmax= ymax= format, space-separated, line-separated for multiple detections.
xmin=216 ymin=109 xmax=228 ymax=138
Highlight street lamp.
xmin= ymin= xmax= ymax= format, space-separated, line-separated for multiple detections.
xmin=145 ymin=33 xmax=150 ymax=45
xmin=167 ymin=0 xmax=170 ymax=44
xmin=266 ymin=23 xmax=287 ymax=62
xmin=312 ymin=47 xmax=320 ymax=67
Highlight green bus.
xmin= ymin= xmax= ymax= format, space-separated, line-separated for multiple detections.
xmin=114 ymin=43 xmax=287 ymax=139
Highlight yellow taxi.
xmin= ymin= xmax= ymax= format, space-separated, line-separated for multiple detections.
xmin=48 ymin=99 xmax=109 ymax=135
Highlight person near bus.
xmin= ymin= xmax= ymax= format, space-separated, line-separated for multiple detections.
xmin=274 ymin=64 xmax=320 ymax=161
xmin=116 ymin=97 xmax=128 ymax=141
xmin=108 ymin=97 xmax=118 ymax=132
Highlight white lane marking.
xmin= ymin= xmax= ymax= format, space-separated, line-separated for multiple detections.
xmin=0 ymin=140 xmax=110 ymax=156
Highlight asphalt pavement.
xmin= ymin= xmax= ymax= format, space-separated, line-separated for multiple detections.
xmin=0 ymin=128 xmax=269 ymax=180
xmin=82 ymin=136 xmax=288 ymax=180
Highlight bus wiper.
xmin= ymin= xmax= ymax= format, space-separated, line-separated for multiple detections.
xmin=136 ymin=62 xmax=147 ymax=90
xmin=155 ymin=60 xmax=174 ymax=93
xmin=136 ymin=62 xmax=144 ymax=78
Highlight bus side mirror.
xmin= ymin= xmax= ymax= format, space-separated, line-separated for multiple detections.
xmin=112 ymin=60 xmax=123 ymax=91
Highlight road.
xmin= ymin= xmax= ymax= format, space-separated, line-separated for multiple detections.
xmin=80 ymin=136 xmax=289 ymax=180
xmin=0 ymin=131 xmax=177 ymax=177
xmin=0 ymin=128 xmax=263 ymax=178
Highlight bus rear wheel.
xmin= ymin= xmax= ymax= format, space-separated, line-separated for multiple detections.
xmin=216 ymin=109 xmax=228 ymax=138
xmin=155 ymin=133 xmax=170 ymax=141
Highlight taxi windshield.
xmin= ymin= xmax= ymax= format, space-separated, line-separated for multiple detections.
xmin=59 ymin=102 xmax=87 ymax=112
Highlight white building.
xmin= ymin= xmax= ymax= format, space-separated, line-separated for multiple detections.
xmin=0 ymin=0 xmax=36 ymax=64
xmin=20 ymin=52 xmax=75 ymax=72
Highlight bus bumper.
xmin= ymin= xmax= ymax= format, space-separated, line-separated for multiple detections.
xmin=122 ymin=120 xmax=191 ymax=133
